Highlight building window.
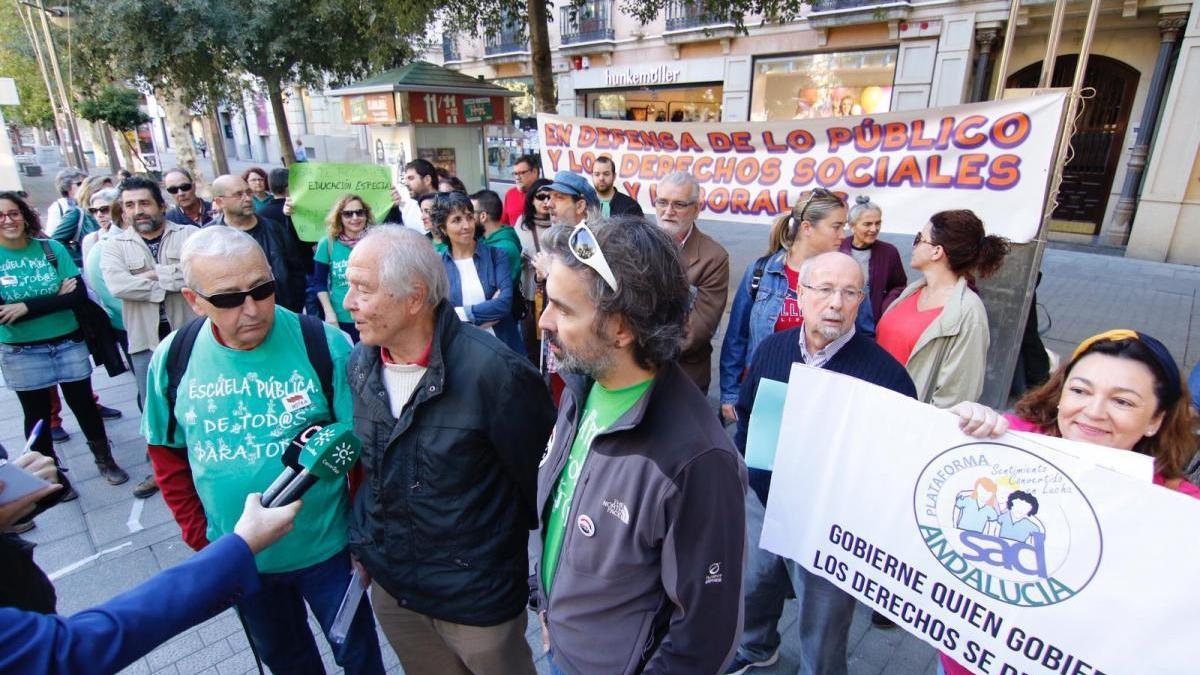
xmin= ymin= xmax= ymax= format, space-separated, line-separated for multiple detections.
xmin=750 ymin=49 xmax=898 ymax=121
xmin=587 ymin=84 xmax=722 ymax=122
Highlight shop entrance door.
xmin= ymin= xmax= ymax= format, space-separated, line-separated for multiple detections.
xmin=1007 ymin=55 xmax=1138 ymax=235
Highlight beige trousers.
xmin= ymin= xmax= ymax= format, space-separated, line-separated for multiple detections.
xmin=371 ymin=582 xmax=536 ymax=675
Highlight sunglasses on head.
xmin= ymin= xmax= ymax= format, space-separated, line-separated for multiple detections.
xmin=194 ymin=279 xmax=276 ymax=308
xmin=341 ymin=209 xmax=366 ymax=219
xmin=165 ymin=183 xmax=194 ymax=194
xmin=568 ymin=223 xmax=618 ymax=292
xmin=88 ymin=205 xmax=110 ymax=215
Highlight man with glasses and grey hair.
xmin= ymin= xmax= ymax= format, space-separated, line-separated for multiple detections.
xmin=654 ymin=171 xmax=729 ymax=394
xmin=45 ymin=167 xmax=87 ymax=235
xmin=342 ymin=225 xmax=555 ymax=675
xmin=141 ymin=225 xmax=385 ymax=675
xmin=533 ymin=216 xmax=747 ymax=674
xmin=724 ymin=252 xmax=915 ymax=675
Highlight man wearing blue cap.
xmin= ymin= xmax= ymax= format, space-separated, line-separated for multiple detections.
xmin=546 ymin=171 xmax=600 ymax=228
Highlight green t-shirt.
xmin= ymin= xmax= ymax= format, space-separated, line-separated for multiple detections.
xmin=85 ymin=235 xmax=124 ymax=331
xmin=0 ymin=238 xmax=80 ymax=344
xmin=483 ymin=227 xmax=523 ymax=284
xmin=314 ymin=237 xmax=353 ymax=324
xmin=141 ymin=307 xmax=353 ymax=573
xmin=541 ymin=378 xmax=652 ymax=593
xmin=599 ymin=199 xmax=612 ymax=219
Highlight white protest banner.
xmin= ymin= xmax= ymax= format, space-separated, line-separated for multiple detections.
xmin=760 ymin=365 xmax=1199 ymax=675
xmin=538 ymin=93 xmax=1066 ymax=243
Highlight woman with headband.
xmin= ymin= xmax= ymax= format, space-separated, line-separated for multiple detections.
xmin=717 ymin=188 xmax=848 ymax=424
xmin=838 ymin=196 xmax=907 ymax=330
xmin=876 ymin=209 xmax=1009 ymax=408
xmin=943 ymin=329 xmax=1198 ymax=673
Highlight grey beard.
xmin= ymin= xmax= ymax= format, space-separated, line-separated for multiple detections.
xmin=133 ymin=219 xmax=161 ymax=234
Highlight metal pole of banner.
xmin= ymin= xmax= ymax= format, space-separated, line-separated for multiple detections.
xmin=991 ymin=0 xmax=1022 ymax=100
xmin=1038 ymin=0 xmax=1070 ymax=88
xmin=32 ymin=0 xmax=87 ymax=170
xmin=978 ymin=0 xmax=1103 ymax=408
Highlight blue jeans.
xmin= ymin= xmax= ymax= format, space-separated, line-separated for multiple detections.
xmin=237 ymin=548 xmax=384 ymax=675
xmin=738 ymin=490 xmax=856 ymax=675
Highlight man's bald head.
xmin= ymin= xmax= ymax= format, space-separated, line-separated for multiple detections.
xmin=798 ymin=251 xmax=865 ymax=347
xmin=800 ymin=251 xmax=865 ymax=288
xmin=211 ymin=174 xmax=255 ymax=220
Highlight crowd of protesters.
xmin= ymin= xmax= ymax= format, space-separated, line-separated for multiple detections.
xmin=1 ymin=154 xmax=1198 ymax=675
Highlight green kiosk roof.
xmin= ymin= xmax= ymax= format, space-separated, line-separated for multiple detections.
xmin=329 ymin=60 xmax=517 ymax=97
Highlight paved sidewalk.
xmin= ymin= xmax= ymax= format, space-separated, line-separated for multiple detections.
xmin=6 ymin=161 xmax=1197 ymax=674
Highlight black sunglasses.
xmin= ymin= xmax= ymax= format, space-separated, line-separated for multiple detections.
xmin=165 ymin=183 xmax=194 ymax=194
xmin=534 ymin=192 xmax=551 ymax=201
xmin=341 ymin=209 xmax=366 ymax=219
xmin=88 ymin=205 xmax=110 ymax=215
xmin=194 ymin=279 xmax=276 ymax=308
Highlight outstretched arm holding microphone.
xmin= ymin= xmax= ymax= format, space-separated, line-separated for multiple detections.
xmin=0 ymin=494 xmax=302 ymax=675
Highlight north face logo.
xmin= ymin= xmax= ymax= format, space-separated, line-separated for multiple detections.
xmin=601 ymin=497 xmax=630 ymax=524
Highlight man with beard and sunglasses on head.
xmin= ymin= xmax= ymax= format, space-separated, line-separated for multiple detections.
xmin=102 ymin=176 xmax=199 ymax=412
xmin=724 ymin=252 xmax=915 ymax=675
xmin=141 ymin=226 xmax=385 ymax=674
xmin=533 ymin=216 xmax=748 ymax=674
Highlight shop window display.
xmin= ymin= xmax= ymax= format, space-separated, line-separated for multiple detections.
xmin=750 ymin=49 xmax=897 ymax=121
xmin=588 ymin=85 xmax=723 ymax=122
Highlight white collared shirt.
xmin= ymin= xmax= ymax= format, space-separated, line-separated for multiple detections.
xmin=798 ymin=323 xmax=856 ymax=369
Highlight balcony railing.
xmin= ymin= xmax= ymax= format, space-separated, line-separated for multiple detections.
xmin=809 ymin=0 xmax=908 ymax=12
xmin=560 ymin=0 xmax=615 ymax=45
xmin=664 ymin=0 xmax=732 ymax=31
xmin=485 ymin=24 xmax=528 ymax=55
xmin=442 ymin=34 xmax=461 ymax=62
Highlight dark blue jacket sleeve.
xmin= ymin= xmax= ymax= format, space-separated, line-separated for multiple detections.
xmin=0 ymin=534 xmax=260 ymax=675
xmin=464 ymin=247 xmax=514 ymax=324
xmin=718 ymin=264 xmax=756 ymax=404
xmin=312 ymin=260 xmax=332 ymax=293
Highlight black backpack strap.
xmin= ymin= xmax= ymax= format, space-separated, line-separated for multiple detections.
xmin=298 ymin=314 xmax=334 ymax=416
xmin=749 ymin=255 xmax=769 ymax=303
xmin=37 ymin=239 xmax=56 ymax=266
xmin=164 ymin=317 xmax=207 ymax=446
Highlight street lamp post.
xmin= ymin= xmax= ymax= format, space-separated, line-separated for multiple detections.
xmin=18 ymin=0 xmax=88 ymax=169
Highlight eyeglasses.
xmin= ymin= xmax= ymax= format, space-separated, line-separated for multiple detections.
xmin=513 ymin=168 xmax=533 ymax=177
xmin=913 ymin=233 xmax=938 ymax=248
xmin=654 ymin=198 xmax=697 ymax=211
xmin=0 ymin=210 xmax=24 ymax=222
xmin=341 ymin=209 xmax=366 ymax=219
xmin=801 ymin=284 xmax=864 ymax=303
xmin=165 ymin=183 xmax=194 ymax=194
xmin=194 ymin=279 xmax=276 ymax=309
xmin=568 ymin=223 xmax=618 ymax=292
xmin=534 ymin=192 xmax=551 ymax=202
xmin=88 ymin=206 xmax=111 ymax=215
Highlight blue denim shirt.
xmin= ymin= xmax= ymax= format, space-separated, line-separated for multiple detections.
xmin=718 ymin=249 xmax=875 ymax=404
xmin=442 ymin=243 xmax=525 ymax=355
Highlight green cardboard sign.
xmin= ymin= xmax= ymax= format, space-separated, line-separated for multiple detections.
xmin=288 ymin=162 xmax=394 ymax=242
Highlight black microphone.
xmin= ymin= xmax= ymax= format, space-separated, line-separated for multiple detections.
xmin=262 ymin=422 xmax=361 ymax=508
xmin=260 ymin=426 xmax=317 ymax=507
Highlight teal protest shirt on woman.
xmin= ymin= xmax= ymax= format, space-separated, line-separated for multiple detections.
xmin=313 ymin=237 xmax=353 ymax=324
xmin=141 ymin=307 xmax=353 ymax=573
xmin=0 ymin=238 xmax=80 ymax=344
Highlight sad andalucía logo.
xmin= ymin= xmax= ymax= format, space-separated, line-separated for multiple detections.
xmin=912 ymin=442 xmax=1102 ymax=608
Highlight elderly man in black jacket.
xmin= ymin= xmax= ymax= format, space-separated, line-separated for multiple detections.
xmin=342 ymin=225 xmax=556 ymax=675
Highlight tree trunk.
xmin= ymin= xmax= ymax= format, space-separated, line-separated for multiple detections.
xmin=82 ymin=120 xmax=109 ymax=169
xmin=527 ymin=0 xmax=557 ymax=113
xmin=99 ymin=121 xmax=122 ymax=172
xmin=265 ymin=79 xmax=295 ymax=165
xmin=117 ymin=131 xmax=138 ymax=173
xmin=206 ymin=107 xmax=229 ymax=176
xmin=160 ymin=92 xmax=205 ymax=190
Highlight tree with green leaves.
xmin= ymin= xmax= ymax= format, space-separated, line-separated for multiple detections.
xmin=71 ymin=0 xmax=443 ymax=166
xmin=0 ymin=1 xmax=55 ymax=131
xmin=76 ymin=86 xmax=150 ymax=170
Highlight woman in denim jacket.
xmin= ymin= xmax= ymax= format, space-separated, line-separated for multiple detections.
xmin=432 ymin=192 xmax=525 ymax=355
xmin=717 ymin=188 xmax=849 ymax=423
